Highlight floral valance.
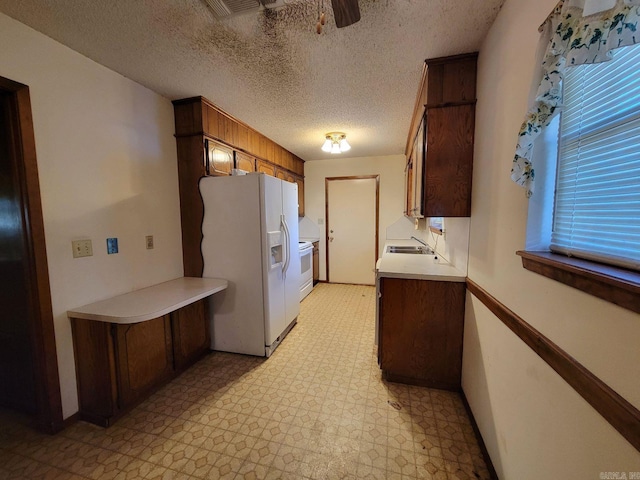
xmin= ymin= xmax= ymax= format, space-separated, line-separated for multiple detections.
xmin=512 ymin=0 xmax=640 ymax=197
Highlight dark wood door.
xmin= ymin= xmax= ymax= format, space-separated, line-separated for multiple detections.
xmin=0 ymin=77 xmax=62 ymax=433
xmin=0 ymin=91 xmax=36 ymax=413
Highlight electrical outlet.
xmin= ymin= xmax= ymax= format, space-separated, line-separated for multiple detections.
xmin=318 ymin=218 xmax=324 ymax=225
xmin=146 ymin=235 xmax=154 ymax=249
xmin=72 ymin=239 xmax=93 ymax=258
xmin=106 ymin=238 xmax=118 ymax=254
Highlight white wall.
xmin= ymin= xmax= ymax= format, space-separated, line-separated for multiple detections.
xmin=0 ymin=13 xmax=183 ymax=418
xmin=303 ymin=155 xmax=405 ymax=281
xmin=465 ymin=0 xmax=640 ymax=477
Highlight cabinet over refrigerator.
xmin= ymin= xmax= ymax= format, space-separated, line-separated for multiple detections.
xmin=200 ymin=173 xmax=301 ymax=357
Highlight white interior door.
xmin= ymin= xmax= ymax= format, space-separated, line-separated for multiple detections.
xmin=327 ymin=177 xmax=377 ymax=285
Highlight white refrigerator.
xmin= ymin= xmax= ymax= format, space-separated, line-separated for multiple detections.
xmin=200 ymin=173 xmax=301 ymax=357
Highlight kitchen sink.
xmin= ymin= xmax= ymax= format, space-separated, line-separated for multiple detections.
xmin=386 ymin=245 xmax=434 ymax=255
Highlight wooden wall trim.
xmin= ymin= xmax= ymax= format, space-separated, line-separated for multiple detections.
xmin=466 ymin=278 xmax=640 ymax=453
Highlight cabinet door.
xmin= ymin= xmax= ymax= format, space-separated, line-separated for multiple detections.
xmin=256 ymin=158 xmax=275 ymax=176
xmin=171 ymin=299 xmax=209 ymax=371
xmin=114 ymin=315 xmax=174 ymax=407
xmin=379 ymin=278 xmax=465 ymax=390
xmin=234 ymin=151 xmax=256 ymax=172
xmin=71 ymin=318 xmax=118 ymax=423
xmin=405 ymin=156 xmax=413 ymax=217
xmin=424 ymin=104 xmax=474 ymax=216
xmin=295 ymin=177 xmax=304 ymax=217
xmin=411 ymin=115 xmax=425 ymax=217
xmin=275 ymin=167 xmax=287 ymax=180
xmin=206 ymin=139 xmax=233 ymax=176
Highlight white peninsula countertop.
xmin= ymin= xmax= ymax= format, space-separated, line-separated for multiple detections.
xmin=376 ymin=240 xmax=466 ymax=282
xmin=67 ymin=277 xmax=228 ymax=324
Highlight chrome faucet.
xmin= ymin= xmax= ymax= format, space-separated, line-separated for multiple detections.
xmin=411 ymin=236 xmax=427 ymax=246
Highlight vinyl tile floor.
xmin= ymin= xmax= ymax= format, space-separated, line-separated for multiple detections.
xmin=0 ymin=283 xmax=491 ymax=480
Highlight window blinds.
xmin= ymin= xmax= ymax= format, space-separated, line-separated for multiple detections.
xmin=552 ymin=43 xmax=640 ymax=271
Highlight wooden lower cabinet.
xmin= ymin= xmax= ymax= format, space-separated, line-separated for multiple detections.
xmin=171 ymin=299 xmax=209 ymax=371
xmin=378 ymin=277 xmax=465 ymax=390
xmin=114 ymin=316 xmax=174 ymax=407
xmin=71 ymin=299 xmax=209 ymax=426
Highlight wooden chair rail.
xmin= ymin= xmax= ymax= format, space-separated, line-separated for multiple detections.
xmin=466 ymin=278 xmax=640 ymax=453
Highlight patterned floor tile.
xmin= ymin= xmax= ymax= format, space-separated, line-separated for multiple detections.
xmin=0 ymin=283 xmax=492 ymax=480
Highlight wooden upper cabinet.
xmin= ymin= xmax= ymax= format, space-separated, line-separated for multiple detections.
xmin=426 ymin=55 xmax=477 ymax=105
xmin=256 ymin=158 xmax=276 ymax=176
xmin=236 ymin=124 xmax=249 ymax=151
xmin=206 ymin=139 xmax=233 ymax=176
xmin=275 ymin=167 xmax=287 ymax=180
xmin=405 ymin=156 xmax=413 ymax=216
xmin=173 ymin=96 xmax=306 ymax=277
xmin=424 ymin=104 xmax=475 ymax=217
xmin=204 ymin=105 xmax=220 ymax=138
xmin=404 ymin=53 xmax=477 ymax=218
xmin=234 ymin=151 xmax=256 ymax=172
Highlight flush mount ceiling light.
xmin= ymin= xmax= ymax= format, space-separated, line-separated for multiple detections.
xmin=321 ymin=132 xmax=351 ymax=154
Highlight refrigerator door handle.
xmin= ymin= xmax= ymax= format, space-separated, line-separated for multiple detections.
xmin=281 ymin=214 xmax=291 ymax=275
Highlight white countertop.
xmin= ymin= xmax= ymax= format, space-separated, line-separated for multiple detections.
xmin=376 ymin=240 xmax=466 ymax=282
xmin=67 ymin=277 xmax=228 ymax=324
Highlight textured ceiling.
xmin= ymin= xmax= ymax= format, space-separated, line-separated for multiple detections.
xmin=0 ymin=0 xmax=504 ymax=161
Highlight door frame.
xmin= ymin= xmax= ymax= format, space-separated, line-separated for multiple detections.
xmin=1 ymin=76 xmax=63 ymax=433
xmin=325 ymin=175 xmax=380 ymax=283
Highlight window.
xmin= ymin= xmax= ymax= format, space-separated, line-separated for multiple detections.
xmin=550 ymin=42 xmax=640 ymax=272
xmin=520 ymin=42 xmax=640 ymax=313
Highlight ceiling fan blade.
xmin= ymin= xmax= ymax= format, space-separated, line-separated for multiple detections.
xmin=331 ymin=0 xmax=360 ymax=28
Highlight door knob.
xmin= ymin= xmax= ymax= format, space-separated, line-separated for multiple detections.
xmin=329 ymin=237 xmax=334 ymax=242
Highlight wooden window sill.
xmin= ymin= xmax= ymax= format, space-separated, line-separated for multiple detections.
xmin=516 ymin=250 xmax=640 ymax=314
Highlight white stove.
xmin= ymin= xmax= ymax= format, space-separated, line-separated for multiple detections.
xmin=299 ymin=241 xmax=313 ymax=300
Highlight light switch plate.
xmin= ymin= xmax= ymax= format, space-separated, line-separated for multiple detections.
xmin=146 ymin=235 xmax=154 ymax=249
xmin=72 ymin=239 xmax=93 ymax=258
xmin=106 ymin=238 xmax=118 ymax=254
